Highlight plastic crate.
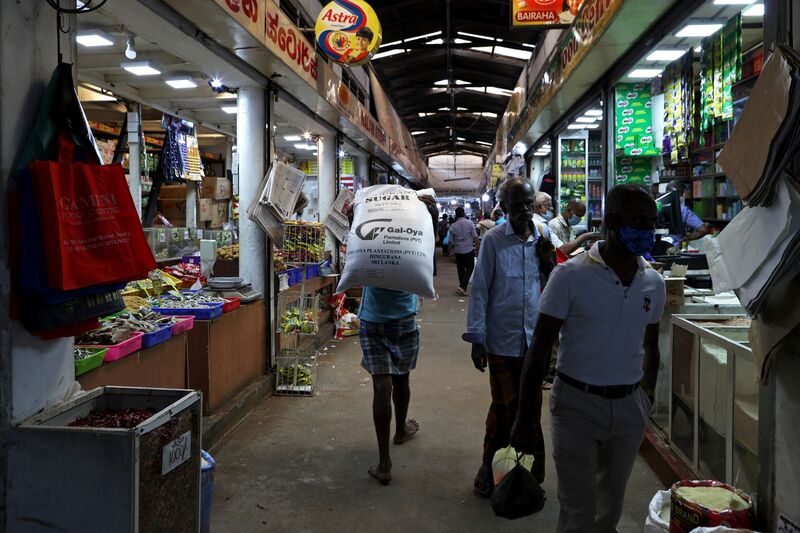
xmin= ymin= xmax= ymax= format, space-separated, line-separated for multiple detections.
xmin=141 ymin=324 xmax=174 ymax=349
xmin=305 ymin=263 xmax=319 ymax=279
xmin=77 ymin=332 xmax=144 ymax=363
xmin=222 ymin=297 xmax=241 ymax=314
xmin=171 ymin=316 xmax=195 ymax=335
xmin=74 ymin=348 xmax=107 ymax=377
xmin=288 ymin=267 xmax=303 ymax=287
xmin=152 ymin=302 xmax=223 ymax=321
xmin=275 ymin=349 xmax=317 ymax=396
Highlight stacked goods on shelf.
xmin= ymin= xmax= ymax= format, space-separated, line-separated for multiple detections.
xmin=560 ymin=137 xmax=587 ymax=210
xmin=663 ymin=51 xmax=695 ymax=164
xmin=699 ymin=14 xmax=742 ymax=134
xmin=216 ymin=244 xmax=239 ymax=260
xmin=615 ymin=82 xmax=660 ymax=186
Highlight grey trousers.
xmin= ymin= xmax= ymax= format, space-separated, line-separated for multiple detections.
xmin=550 ymin=377 xmax=651 ymax=533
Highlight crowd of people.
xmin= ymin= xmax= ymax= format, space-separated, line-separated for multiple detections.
xmin=350 ymin=180 xmax=667 ymax=533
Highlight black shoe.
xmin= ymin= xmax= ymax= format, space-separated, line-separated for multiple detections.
xmin=474 ymin=462 xmax=493 ymax=498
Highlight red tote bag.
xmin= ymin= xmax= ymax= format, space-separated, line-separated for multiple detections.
xmin=29 ymin=157 xmax=156 ymax=291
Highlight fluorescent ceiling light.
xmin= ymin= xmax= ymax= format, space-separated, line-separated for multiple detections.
xmin=576 ymin=116 xmax=598 ymax=123
xmin=404 ymin=31 xmax=442 ymax=42
xmin=412 ymin=131 xmax=426 ymax=135
xmin=676 ymin=23 xmax=724 ymax=38
xmin=476 ymin=141 xmax=492 ymax=146
xmin=453 ymin=38 xmax=471 ymax=44
xmin=165 ymin=77 xmax=197 ymax=89
xmin=418 ymin=112 xmax=434 ymax=117
xmin=742 ymin=3 xmax=764 ymax=16
xmin=457 ymin=137 xmax=466 ymax=141
xmin=457 ymin=31 xmax=495 ymax=41
xmin=216 ymin=93 xmax=237 ymax=100
xmin=474 ymin=111 xmax=498 ymax=118
xmin=567 ymin=124 xmax=586 ymax=130
xmin=486 ymin=86 xmax=513 ymax=96
xmin=646 ymin=49 xmax=688 ymax=61
xmin=373 ymin=49 xmax=406 ymax=59
xmin=382 ymin=39 xmax=403 ymax=47
xmin=584 ymin=124 xmax=600 ymax=129
xmin=522 ymin=43 xmax=536 ymax=49
xmin=628 ymin=68 xmax=663 ymax=78
xmin=713 ymin=0 xmax=755 ymax=4
xmin=284 ymin=135 xmax=302 ymax=141
xmin=427 ymin=38 xmax=444 ymax=45
xmin=472 ymin=45 xmax=532 ymax=60
xmin=293 ymin=143 xmax=316 ymax=150
xmin=121 ymin=62 xmax=160 ymax=76
xmin=76 ymin=30 xmax=114 ymax=47
xmin=694 ymin=45 xmax=703 ymax=53
xmin=585 ymin=109 xmax=603 ymax=116
xmin=221 ymin=106 xmax=238 ymax=114
xmin=434 ymin=79 xmax=449 ymax=86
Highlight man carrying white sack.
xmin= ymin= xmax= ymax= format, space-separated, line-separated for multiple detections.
xmin=340 ymin=186 xmax=439 ymax=485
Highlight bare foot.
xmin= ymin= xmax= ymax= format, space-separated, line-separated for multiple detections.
xmin=368 ymin=465 xmax=392 ymax=485
xmin=393 ymin=418 xmax=420 ymax=445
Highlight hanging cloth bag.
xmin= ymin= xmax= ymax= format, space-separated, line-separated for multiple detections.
xmin=29 ymin=134 xmax=156 ymax=291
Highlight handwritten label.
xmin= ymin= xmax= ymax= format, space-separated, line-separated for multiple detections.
xmin=161 ymin=431 xmax=192 ymax=475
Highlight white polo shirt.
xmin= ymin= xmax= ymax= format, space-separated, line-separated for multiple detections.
xmin=539 ymin=242 xmax=666 ymax=386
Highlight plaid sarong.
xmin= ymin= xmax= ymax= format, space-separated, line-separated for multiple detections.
xmin=359 ymin=315 xmax=419 ymax=375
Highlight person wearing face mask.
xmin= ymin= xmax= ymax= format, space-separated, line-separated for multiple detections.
xmin=535 ymin=192 xmax=599 ymax=256
xmin=666 ymin=180 xmax=710 ymax=245
xmin=510 ymin=184 xmax=666 ymax=533
xmin=462 ymin=178 xmax=554 ymax=498
xmin=549 ymin=198 xmax=602 ymax=255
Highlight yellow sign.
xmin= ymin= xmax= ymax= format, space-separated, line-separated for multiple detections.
xmin=511 ymin=0 xmax=585 ymax=27
xmin=316 ymin=0 xmax=382 ymax=67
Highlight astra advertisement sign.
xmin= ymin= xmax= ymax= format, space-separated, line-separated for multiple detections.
xmin=316 ymin=0 xmax=382 ymax=66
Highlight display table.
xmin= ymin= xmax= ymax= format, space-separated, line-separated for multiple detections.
xmin=187 ymin=299 xmax=267 ymax=415
xmin=78 ymin=332 xmax=188 ymax=390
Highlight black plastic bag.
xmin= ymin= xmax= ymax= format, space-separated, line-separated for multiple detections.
xmin=491 ymin=463 xmax=546 ymax=520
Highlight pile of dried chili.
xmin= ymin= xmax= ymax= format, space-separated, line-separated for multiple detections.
xmin=69 ymin=408 xmax=156 ymax=429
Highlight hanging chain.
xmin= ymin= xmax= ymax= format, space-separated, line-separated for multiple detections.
xmin=47 ymin=0 xmax=110 ymax=64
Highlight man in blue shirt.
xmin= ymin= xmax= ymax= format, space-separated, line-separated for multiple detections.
xmin=448 ymin=207 xmax=478 ymax=295
xmin=462 ymin=178 xmax=551 ymax=496
xmin=353 ymin=195 xmax=439 ymax=486
xmin=666 ymin=180 xmax=709 ymax=245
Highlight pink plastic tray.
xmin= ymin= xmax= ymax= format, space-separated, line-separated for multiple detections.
xmin=77 ymin=332 xmax=144 ymax=363
xmin=171 ymin=315 xmax=195 ymax=335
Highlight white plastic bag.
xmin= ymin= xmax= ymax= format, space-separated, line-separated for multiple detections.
xmin=644 ymin=490 xmax=671 ymax=533
xmin=689 ymin=528 xmax=760 ymax=532
xmin=337 ymin=185 xmax=436 ymax=298
xmin=492 ymin=446 xmax=534 ymax=486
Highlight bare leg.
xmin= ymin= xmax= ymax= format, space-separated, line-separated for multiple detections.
xmin=392 ymin=373 xmax=419 ymax=444
xmin=369 ymin=374 xmax=393 ymax=484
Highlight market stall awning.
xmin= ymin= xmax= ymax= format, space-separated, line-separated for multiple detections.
xmin=510 ymin=0 xmax=682 ymax=147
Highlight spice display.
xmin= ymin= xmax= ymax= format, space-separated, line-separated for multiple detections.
xmin=217 ymin=244 xmax=239 ymax=260
xmin=282 ymin=221 xmax=325 ymax=263
xmin=123 ymin=295 xmax=150 ymax=310
xmin=69 ymin=408 xmax=156 ymax=429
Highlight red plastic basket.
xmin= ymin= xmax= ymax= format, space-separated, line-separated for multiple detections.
xmin=222 ymin=297 xmax=241 ymax=313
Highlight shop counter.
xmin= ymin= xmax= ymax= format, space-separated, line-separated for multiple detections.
xmin=187 ymin=299 xmax=267 ymax=415
xmin=78 ymin=332 xmax=188 ymax=390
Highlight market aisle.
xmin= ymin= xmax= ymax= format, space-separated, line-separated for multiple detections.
xmin=210 ymin=255 xmax=664 ymax=532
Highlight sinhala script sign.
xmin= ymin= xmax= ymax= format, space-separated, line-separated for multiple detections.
xmin=512 ymin=0 xmax=586 ymax=26
xmin=316 ymin=0 xmax=382 ymax=66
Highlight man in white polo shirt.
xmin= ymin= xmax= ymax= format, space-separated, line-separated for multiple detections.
xmin=511 ymin=184 xmax=665 ymax=533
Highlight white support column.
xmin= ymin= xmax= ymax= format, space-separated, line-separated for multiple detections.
xmin=318 ymin=134 xmax=336 ymax=250
xmin=237 ymin=87 xmax=266 ymax=293
xmin=127 ymin=103 xmax=142 ymax=216
xmin=186 ymin=181 xmax=198 ymax=228
xmin=356 ymin=153 xmax=369 ymax=191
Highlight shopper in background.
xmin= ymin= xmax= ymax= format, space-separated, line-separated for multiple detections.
xmin=666 ymin=180 xmax=710 ymax=245
xmin=535 ymin=193 xmax=599 ymax=256
xmin=438 ymin=214 xmax=451 ymax=257
xmin=477 ymin=210 xmax=496 ymax=238
xmin=352 ymin=196 xmax=439 ymax=486
xmin=493 ymin=209 xmax=506 ymax=226
xmin=549 ymin=198 xmax=602 ymax=256
xmin=511 ymin=184 xmax=666 ymax=532
xmin=463 ymin=178 xmax=551 ymax=498
xmin=448 ymin=207 xmax=478 ymax=295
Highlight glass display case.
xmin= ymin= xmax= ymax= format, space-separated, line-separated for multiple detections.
xmin=669 ymin=315 xmax=757 ymax=493
xmin=144 ymin=227 xmax=200 ymax=261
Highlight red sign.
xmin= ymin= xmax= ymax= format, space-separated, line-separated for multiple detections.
xmin=512 ymin=0 xmax=585 ymax=27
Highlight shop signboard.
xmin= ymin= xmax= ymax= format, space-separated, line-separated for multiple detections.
xmin=510 ymin=0 xmax=623 ymax=142
xmin=315 ymin=0 xmax=382 ymax=67
xmin=213 ymin=0 xmax=318 ymax=88
xmin=511 ymin=0 xmax=586 ymax=27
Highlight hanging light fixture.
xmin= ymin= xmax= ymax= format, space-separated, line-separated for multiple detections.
xmin=125 ymin=36 xmax=137 ymax=60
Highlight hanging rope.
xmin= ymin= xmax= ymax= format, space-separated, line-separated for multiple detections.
xmin=47 ymin=0 xmax=109 ymax=63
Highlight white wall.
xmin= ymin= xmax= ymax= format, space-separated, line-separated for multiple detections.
xmin=1 ymin=1 xmax=78 ymax=425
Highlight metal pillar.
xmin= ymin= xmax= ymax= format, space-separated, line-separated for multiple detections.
xmin=126 ymin=103 xmax=142 ymax=216
xmin=237 ymin=87 xmax=267 ymax=294
xmin=356 ymin=153 xmax=369 ymax=191
xmin=318 ymin=133 xmax=337 ymax=250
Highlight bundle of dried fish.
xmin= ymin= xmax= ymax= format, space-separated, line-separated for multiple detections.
xmin=76 ymin=311 xmax=177 ymax=345
xmin=74 ymin=348 xmax=99 ymax=361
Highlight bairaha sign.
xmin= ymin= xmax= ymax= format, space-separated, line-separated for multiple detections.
xmin=316 ymin=0 xmax=382 ymax=66
xmin=511 ymin=0 xmax=585 ymax=27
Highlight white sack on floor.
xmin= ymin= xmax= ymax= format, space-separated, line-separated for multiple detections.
xmin=337 ymin=185 xmax=437 ymax=298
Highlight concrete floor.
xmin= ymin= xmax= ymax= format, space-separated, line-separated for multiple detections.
xmin=210 ymin=256 xmax=665 ymax=532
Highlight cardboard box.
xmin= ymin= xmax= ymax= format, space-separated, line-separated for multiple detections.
xmin=160 ymin=184 xmax=187 ymax=199
xmin=201 ymin=177 xmax=232 ymax=200
xmin=210 ymin=200 xmax=229 ymax=228
xmin=160 ymin=199 xmax=187 ymax=226
xmin=665 ymin=277 xmax=686 ymax=307
xmin=198 ymin=198 xmax=213 ymax=222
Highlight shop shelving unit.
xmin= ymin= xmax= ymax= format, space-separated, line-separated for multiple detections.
xmin=557 ymin=131 xmax=588 ymax=215
xmin=275 ymin=348 xmax=318 ymax=396
xmin=586 ymin=130 xmax=605 ymax=224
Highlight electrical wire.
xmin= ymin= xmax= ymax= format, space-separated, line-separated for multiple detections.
xmin=46 ymin=0 xmax=108 ymax=14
